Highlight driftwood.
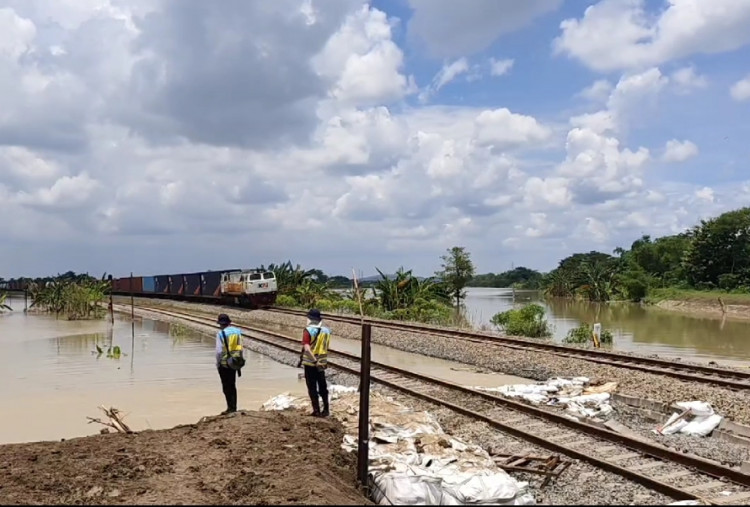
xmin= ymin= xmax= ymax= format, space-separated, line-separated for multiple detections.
xmin=86 ymin=406 xmax=133 ymax=434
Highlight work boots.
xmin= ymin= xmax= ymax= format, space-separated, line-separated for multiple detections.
xmin=310 ymin=396 xmax=321 ymax=417
xmin=321 ymin=397 xmax=330 ymax=418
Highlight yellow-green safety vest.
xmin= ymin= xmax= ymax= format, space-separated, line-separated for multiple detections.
xmin=302 ymin=325 xmax=331 ymax=367
xmin=219 ymin=327 xmax=243 ymax=368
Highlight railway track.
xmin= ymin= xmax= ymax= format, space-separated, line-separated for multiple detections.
xmin=266 ymin=306 xmax=750 ymax=392
xmin=126 ymin=304 xmax=750 ymax=505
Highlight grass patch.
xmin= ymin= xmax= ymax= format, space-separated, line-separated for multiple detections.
xmin=645 ymin=287 xmax=750 ymax=306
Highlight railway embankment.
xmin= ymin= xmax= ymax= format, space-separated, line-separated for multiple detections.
xmin=114 ymin=297 xmax=750 ymax=427
xmin=116 ymin=303 xmax=750 ymax=505
xmin=114 ymin=304 xmax=679 ymax=504
xmin=0 ymin=409 xmax=367 ymax=505
xmin=646 ymin=289 xmax=750 ymax=321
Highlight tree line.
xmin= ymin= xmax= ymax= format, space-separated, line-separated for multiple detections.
xmin=543 ymin=207 xmax=750 ymax=302
xmin=262 ymin=246 xmax=476 ymax=325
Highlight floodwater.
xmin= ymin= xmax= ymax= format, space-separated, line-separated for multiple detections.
xmin=329 ymin=334 xmax=530 ymax=388
xmin=463 ymin=287 xmax=750 ymax=366
xmin=0 ymin=295 xmax=308 ymax=445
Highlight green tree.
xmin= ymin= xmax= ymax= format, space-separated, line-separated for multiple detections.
xmin=682 ymin=208 xmax=750 ymax=288
xmin=436 ymin=246 xmax=475 ymax=309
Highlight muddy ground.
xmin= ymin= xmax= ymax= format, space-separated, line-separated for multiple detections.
xmin=0 ymin=410 xmax=368 ymax=506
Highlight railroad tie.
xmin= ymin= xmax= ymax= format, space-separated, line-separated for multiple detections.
xmin=592 ymin=445 xmax=620 ymax=454
xmin=710 ymin=491 xmax=750 ymax=505
xmin=652 ymin=470 xmax=694 ymax=481
xmin=563 ymin=439 xmax=594 ymax=448
xmin=499 ymin=418 xmax=527 ymax=427
xmin=606 ymin=452 xmax=641 ymax=463
xmin=627 ymin=461 xmax=665 ymax=472
xmin=684 ymin=480 xmax=729 ymax=493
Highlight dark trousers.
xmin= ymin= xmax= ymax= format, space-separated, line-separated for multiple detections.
xmin=218 ymin=366 xmax=237 ymax=411
xmin=304 ymin=365 xmax=329 ymax=414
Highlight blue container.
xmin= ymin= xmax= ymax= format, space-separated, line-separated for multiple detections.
xmin=184 ymin=273 xmax=201 ymax=296
xmin=142 ymin=276 xmax=155 ymax=293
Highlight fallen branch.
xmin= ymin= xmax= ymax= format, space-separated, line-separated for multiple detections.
xmin=86 ymin=406 xmax=133 ymax=434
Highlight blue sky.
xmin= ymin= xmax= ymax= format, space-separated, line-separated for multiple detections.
xmin=1 ymin=0 xmax=749 ymax=279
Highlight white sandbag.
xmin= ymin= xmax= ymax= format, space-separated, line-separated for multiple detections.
xmin=674 ymin=401 xmax=714 ymax=418
xmin=656 ymin=401 xmax=723 ymax=437
xmin=372 ymin=472 xmax=444 ymax=505
xmin=475 ymin=377 xmax=613 ymax=420
xmin=681 ymin=413 xmax=723 ymax=436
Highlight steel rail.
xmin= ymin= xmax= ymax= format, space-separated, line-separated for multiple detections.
xmin=124 ymin=304 xmax=750 ymax=504
xmin=266 ymin=306 xmax=750 ymax=391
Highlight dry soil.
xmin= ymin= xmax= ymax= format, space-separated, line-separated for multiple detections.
xmin=0 ymin=410 xmax=369 ymax=505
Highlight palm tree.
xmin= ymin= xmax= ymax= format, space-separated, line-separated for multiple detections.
xmin=542 ymin=270 xmax=573 ymax=298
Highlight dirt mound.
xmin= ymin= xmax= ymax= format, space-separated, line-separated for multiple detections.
xmin=0 ymin=410 xmax=369 ymax=505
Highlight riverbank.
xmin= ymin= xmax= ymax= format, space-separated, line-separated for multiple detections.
xmin=645 ymin=288 xmax=750 ymax=321
xmin=0 ymin=410 xmax=367 ymax=505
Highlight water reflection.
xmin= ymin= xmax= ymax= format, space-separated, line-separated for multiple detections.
xmin=0 ymin=298 xmax=308 ymax=444
xmin=463 ymin=288 xmax=750 ymax=364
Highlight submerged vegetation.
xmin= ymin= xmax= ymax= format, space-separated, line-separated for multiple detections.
xmin=563 ymin=322 xmax=614 ymax=346
xmin=490 ymin=303 xmax=552 ymax=338
xmin=0 ymin=292 xmax=12 ymax=312
xmin=27 ymin=273 xmax=110 ymax=320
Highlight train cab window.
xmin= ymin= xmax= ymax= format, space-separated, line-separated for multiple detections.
xmin=263 ymin=272 xmax=275 ymax=279
xmin=249 ymin=273 xmax=262 ymax=281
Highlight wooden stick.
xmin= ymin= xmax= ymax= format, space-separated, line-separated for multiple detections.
xmin=352 ymin=269 xmax=365 ymax=323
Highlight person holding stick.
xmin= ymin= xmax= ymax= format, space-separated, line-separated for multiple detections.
xmin=297 ymin=309 xmax=331 ymax=417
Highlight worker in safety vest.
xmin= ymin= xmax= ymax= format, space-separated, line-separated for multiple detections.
xmin=216 ymin=313 xmax=244 ymax=414
xmin=299 ymin=308 xmax=331 ymax=417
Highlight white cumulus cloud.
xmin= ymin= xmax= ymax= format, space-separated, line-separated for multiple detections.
xmin=663 ymin=139 xmax=699 ymax=162
xmin=730 ymin=76 xmax=750 ymax=101
xmin=554 ymin=0 xmax=750 ymax=72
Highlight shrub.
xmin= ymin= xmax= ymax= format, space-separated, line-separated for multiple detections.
xmin=275 ymin=295 xmax=298 ymax=307
xmin=385 ymin=298 xmax=454 ymax=325
xmin=332 ymin=300 xmax=364 ymax=315
xmin=564 ymin=322 xmax=613 ymax=345
xmin=490 ymin=303 xmax=552 ymax=338
xmin=718 ymin=273 xmax=741 ymax=291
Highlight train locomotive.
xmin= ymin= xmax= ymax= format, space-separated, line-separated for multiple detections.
xmin=111 ymin=268 xmax=278 ymax=309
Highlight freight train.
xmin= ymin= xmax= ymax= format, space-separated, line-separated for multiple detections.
xmin=110 ymin=268 xmax=278 ymax=308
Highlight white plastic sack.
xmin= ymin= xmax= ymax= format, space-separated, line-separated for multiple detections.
xmin=656 ymin=401 xmax=723 ymax=437
xmin=474 ymin=377 xmax=612 ymax=420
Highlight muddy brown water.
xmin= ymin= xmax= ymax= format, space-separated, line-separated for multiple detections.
xmin=0 ymin=295 xmax=309 ymax=445
xmin=0 ymin=294 xmax=529 ymax=445
xmin=464 ymin=287 xmax=750 ymax=366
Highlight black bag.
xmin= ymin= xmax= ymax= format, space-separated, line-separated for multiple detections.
xmin=221 ymin=330 xmax=245 ymax=373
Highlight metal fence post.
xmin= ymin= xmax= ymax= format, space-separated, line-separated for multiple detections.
xmin=357 ymin=322 xmax=372 ymax=490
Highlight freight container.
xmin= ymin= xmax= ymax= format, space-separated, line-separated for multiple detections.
xmin=115 ymin=276 xmax=143 ymax=293
xmin=184 ymin=273 xmax=201 ymax=296
xmin=123 ymin=276 xmax=144 ymax=293
xmin=201 ymin=271 xmax=223 ymax=298
xmin=155 ymin=275 xmax=170 ymax=294
xmin=168 ymin=274 xmax=184 ymax=295
xmin=142 ymin=276 xmax=155 ymax=293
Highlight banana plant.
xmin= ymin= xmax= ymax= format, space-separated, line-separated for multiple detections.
xmin=0 ymin=292 xmax=12 ymax=312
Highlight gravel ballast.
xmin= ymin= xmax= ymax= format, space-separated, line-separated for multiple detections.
xmin=120 ymin=298 xmax=750 ymax=426
xmin=117 ymin=303 xmax=683 ymax=505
